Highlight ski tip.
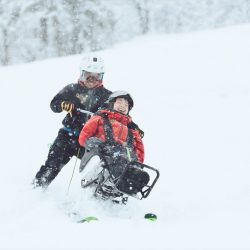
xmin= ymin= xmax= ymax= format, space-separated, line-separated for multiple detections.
xmin=144 ymin=213 xmax=157 ymax=222
xmin=77 ymin=216 xmax=99 ymax=223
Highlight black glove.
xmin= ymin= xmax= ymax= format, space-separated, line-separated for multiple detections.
xmin=85 ymin=137 xmax=104 ymax=150
xmin=135 ymin=127 xmax=144 ymax=138
xmin=61 ymin=101 xmax=74 ymax=117
xmin=128 ymin=121 xmax=144 ymax=138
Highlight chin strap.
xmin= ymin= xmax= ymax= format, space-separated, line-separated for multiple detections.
xmin=78 ymin=79 xmax=103 ymax=88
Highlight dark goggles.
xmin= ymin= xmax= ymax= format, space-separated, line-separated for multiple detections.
xmin=81 ymin=70 xmax=104 ymax=81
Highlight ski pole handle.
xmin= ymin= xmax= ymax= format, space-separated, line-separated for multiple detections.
xmin=76 ymin=108 xmax=94 ymax=117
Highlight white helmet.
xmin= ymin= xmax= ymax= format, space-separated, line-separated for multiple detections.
xmin=80 ymin=55 xmax=105 ymax=74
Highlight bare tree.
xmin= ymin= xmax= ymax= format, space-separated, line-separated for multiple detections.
xmin=135 ymin=0 xmax=150 ymax=34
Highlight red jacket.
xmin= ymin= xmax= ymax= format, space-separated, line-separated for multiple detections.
xmin=78 ymin=110 xmax=144 ymax=163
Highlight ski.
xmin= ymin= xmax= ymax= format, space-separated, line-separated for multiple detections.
xmin=75 ymin=214 xmax=157 ymax=223
xmin=144 ymin=213 xmax=157 ymax=222
xmin=77 ymin=216 xmax=99 ymax=223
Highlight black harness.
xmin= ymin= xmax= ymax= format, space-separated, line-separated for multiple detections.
xmin=97 ymin=113 xmax=134 ymax=149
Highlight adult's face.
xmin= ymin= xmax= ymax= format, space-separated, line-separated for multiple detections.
xmin=80 ymin=71 xmax=103 ymax=88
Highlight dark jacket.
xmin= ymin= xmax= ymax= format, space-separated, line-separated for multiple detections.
xmin=50 ymin=83 xmax=111 ymax=134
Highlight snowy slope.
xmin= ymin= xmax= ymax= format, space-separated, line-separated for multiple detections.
xmin=0 ymin=24 xmax=250 ymax=250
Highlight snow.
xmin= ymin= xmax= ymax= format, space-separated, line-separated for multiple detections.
xmin=0 ymin=24 xmax=250 ymax=250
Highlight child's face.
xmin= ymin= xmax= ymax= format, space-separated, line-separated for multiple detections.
xmin=113 ymin=97 xmax=129 ymax=115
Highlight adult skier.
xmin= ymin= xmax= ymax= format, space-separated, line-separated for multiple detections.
xmin=33 ymin=55 xmax=112 ymax=188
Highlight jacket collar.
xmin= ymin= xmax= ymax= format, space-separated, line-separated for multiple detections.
xmin=100 ymin=110 xmax=132 ymax=125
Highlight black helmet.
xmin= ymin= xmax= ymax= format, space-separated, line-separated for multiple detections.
xmin=108 ymin=90 xmax=134 ymax=110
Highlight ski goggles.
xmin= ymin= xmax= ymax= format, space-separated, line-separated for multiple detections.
xmin=81 ymin=70 xmax=104 ymax=82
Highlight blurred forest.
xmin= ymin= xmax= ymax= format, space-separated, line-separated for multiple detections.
xmin=0 ymin=0 xmax=250 ymax=65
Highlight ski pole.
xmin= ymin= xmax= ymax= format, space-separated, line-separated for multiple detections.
xmin=67 ymin=147 xmax=81 ymax=195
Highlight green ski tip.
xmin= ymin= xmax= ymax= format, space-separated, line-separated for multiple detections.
xmin=77 ymin=216 xmax=98 ymax=223
xmin=144 ymin=213 xmax=157 ymax=222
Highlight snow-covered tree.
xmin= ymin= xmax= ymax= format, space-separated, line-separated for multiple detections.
xmin=0 ymin=0 xmax=250 ymax=66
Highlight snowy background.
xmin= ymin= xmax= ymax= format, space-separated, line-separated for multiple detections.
xmin=1 ymin=0 xmax=250 ymax=65
xmin=0 ymin=22 xmax=250 ymax=249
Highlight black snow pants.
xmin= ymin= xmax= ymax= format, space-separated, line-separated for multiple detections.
xmin=34 ymin=128 xmax=85 ymax=188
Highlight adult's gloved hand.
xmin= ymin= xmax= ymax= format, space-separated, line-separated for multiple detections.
xmin=128 ymin=121 xmax=144 ymax=138
xmin=61 ymin=101 xmax=74 ymax=117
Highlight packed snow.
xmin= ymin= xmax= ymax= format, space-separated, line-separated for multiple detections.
xmin=0 ymin=24 xmax=250 ymax=250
